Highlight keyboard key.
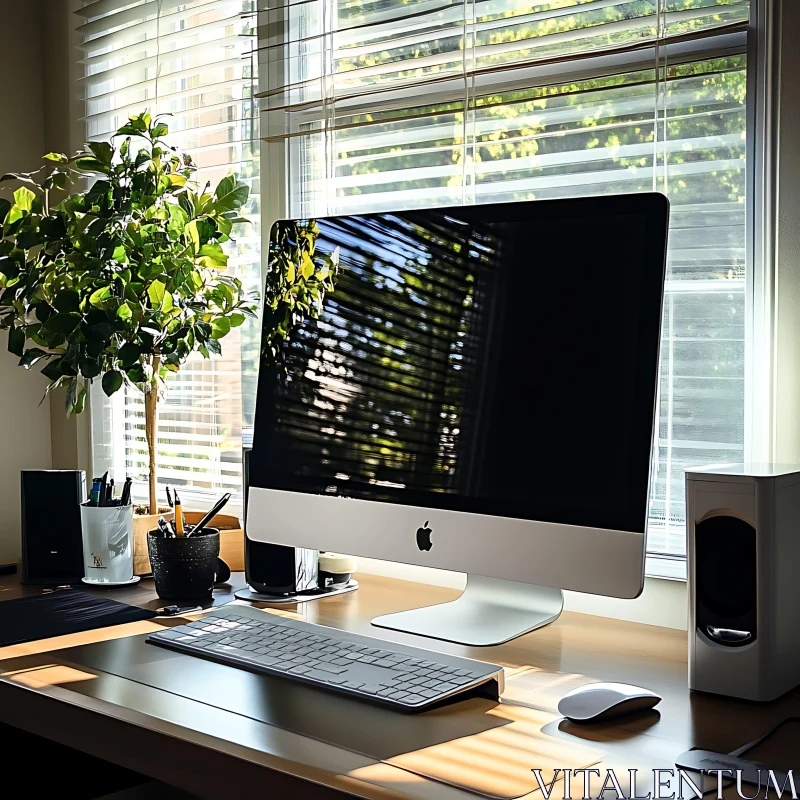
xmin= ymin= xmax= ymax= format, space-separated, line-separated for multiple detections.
xmin=420 ymin=689 xmax=439 ymax=698
xmin=450 ymin=676 xmax=473 ymax=686
xmin=404 ymin=694 xmax=425 ymax=704
xmin=374 ymin=658 xmax=396 ymax=668
xmin=377 ymin=688 xmax=395 ymax=697
xmin=360 ymin=685 xmax=381 ymax=694
xmin=316 ymin=663 xmax=348 ymax=674
xmin=306 ymin=669 xmax=338 ymax=682
xmin=326 ymin=676 xmax=348 ymax=685
xmin=289 ymin=665 xmax=312 ymax=675
xmin=387 ymin=691 xmax=410 ymax=701
xmin=358 ymin=655 xmax=378 ymax=664
xmin=344 ymin=652 xmax=361 ymax=660
xmin=438 ymin=682 xmax=459 ymax=693
xmin=454 ymin=669 xmax=472 ymax=676
xmin=341 ymin=680 xmax=365 ymax=690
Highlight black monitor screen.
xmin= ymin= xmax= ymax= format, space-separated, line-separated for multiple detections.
xmin=251 ymin=195 xmax=668 ymax=533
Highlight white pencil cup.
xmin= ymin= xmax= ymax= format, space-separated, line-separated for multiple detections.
xmin=80 ymin=503 xmax=135 ymax=584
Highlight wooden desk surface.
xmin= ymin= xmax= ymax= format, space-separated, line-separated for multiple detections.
xmin=0 ymin=572 xmax=797 ymax=800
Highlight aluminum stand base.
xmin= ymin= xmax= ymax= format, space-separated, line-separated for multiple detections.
xmin=372 ymin=575 xmax=563 ymax=646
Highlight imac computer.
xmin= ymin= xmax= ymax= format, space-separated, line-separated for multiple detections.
xmin=247 ymin=193 xmax=669 ymax=646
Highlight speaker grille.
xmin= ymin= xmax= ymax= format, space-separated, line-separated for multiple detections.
xmin=695 ymin=514 xmax=757 ymax=646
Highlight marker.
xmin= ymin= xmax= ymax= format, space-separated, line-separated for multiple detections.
xmin=89 ymin=478 xmax=102 ymax=506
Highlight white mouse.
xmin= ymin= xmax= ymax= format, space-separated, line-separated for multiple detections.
xmin=557 ymin=682 xmax=661 ymax=723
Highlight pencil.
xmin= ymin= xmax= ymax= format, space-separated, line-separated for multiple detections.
xmin=174 ymin=490 xmax=185 ymax=537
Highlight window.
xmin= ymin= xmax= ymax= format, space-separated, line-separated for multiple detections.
xmin=79 ymin=0 xmax=260 ymax=510
xmin=259 ymin=0 xmax=750 ymax=577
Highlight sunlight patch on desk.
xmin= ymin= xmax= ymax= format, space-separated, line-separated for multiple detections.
xmin=3 ymin=664 xmax=97 ymax=689
xmin=384 ymin=703 xmax=603 ymax=799
xmin=502 ymin=666 xmax=596 ymax=714
xmin=0 ymin=620 xmax=163 ymax=662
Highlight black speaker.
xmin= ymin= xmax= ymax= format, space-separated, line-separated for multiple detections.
xmin=242 ymin=450 xmax=318 ymax=595
xmin=21 ymin=470 xmax=86 ymax=585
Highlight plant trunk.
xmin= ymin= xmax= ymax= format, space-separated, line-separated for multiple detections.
xmin=144 ymin=368 xmax=159 ymax=515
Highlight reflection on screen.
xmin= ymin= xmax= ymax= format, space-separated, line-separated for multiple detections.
xmin=252 ymin=199 xmax=665 ymax=533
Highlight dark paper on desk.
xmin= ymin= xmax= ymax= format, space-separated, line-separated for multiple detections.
xmin=0 ymin=590 xmax=155 ymax=646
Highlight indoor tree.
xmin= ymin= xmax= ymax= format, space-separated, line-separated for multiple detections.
xmin=0 ymin=112 xmax=258 ymax=514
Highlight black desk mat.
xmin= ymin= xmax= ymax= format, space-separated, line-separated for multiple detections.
xmin=56 ymin=633 xmax=507 ymax=761
xmin=0 ymin=590 xmax=155 ymax=647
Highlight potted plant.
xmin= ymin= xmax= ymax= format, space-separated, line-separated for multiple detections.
xmin=0 ymin=112 xmax=258 ymax=525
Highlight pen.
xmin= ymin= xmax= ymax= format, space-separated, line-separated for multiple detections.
xmin=98 ymin=471 xmax=109 ymax=507
xmin=106 ymin=478 xmax=115 ymax=506
xmin=166 ymin=486 xmax=174 ymax=509
xmin=120 ymin=477 xmax=132 ymax=507
xmin=174 ymin=490 xmax=185 ymax=537
xmin=188 ymin=493 xmax=231 ymax=537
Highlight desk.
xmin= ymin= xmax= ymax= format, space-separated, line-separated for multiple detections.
xmin=0 ymin=572 xmax=797 ymax=799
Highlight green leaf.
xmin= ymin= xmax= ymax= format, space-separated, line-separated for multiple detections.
xmin=45 ymin=313 xmax=81 ymax=335
xmin=89 ymin=286 xmax=112 ymax=306
xmin=74 ymin=158 xmax=110 ymax=174
xmin=102 ymin=369 xmax=123 ymax=397
xmin=147 ymin=279 xmax=166 ymax=308
xmin=13 ymin=186 xmax=36 ymax=212
xmin=184 ymin=220 xmax=200 ymax=253
xmin=72 ymin=384 xmax=87 ymax=415
xmin=41 ymin=358 xmax=65 ymax=381
xmin=118 ymin=342 xmax=141 ymax=367
xmin=0 ymin=198 xmax=10 ymax=225
xmin=117 ymin=302 xmax=132 ymax=321
xmin=228 ymin=312 xmax=246 ymax=328
xmin=210 ymin=317 xmax=231 ymax=339
xmin=43 ymin=152 xmax=69 ymax=163
xmin=197 ymin=243 xmax=228 ymax=269
xmin=213 ymin=175 xmax=249 ymax=212
xmin=167 ymin=203 xmax=189 ymax=239
xmin=8 ymin=326 xmax=25 ymax=357
xmin=112 ymin=245 xmax=128 ymax=263
xmin=1 ymin=173 xmax=38 ymax=189
xmin=19 ymin=347 xmax=48 ymax=369
xmin=52 ymin=289 xmax=80 ymax=312
xmin=88 ymin=141 xmax=114 ymax=165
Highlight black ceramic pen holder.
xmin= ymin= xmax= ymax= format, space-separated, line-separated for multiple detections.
xmin=147 ymin=528 xmax=220 ymax=600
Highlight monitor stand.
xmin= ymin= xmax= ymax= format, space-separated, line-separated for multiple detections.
xmin=371 ymin=575 xmax=564 ymax=646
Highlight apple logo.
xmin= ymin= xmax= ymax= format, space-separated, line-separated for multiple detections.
xmin=416 ymin=521 xmax=433 ymax=551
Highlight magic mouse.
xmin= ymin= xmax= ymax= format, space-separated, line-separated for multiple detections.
xmin=557 ymin=682 xmax=661 ymax=723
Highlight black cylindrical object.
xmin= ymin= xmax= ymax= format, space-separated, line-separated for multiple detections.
xmin=147 ymin=528 xmax=220 ymax=600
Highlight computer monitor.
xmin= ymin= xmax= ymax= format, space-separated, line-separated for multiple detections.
xmin=247 ymin=193 xmax=669 ymax=645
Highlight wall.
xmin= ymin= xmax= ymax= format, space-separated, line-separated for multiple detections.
xmin=773 ymin=0 xmax=800 ymax=464
xmin=42 ymin=0 xmax=93 ymax=474
xmin=0 ymin=0 xmax=53 ymax=562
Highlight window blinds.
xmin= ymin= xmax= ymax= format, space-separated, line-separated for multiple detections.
xmin=257 ymin=0 xmax=750 ymax=574
xmin=79 ymin=0 xmax=260 ymax=511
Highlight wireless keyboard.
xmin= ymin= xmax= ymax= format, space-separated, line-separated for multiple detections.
xmin=147 ymin=605 xmax=504 ymax=711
